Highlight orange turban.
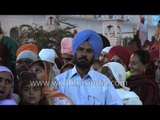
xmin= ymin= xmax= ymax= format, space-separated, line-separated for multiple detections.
xmin=16 ymin=43 xmax=39 ymax=57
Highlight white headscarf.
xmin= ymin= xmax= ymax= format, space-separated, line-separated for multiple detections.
xmin=0 ymin=66 xmax=14 ymax=82
xmin=39 ymin=48 xmax=60 ymax=75
xmin=0 ymin=66 xmax=17 ymax=104
xmin=101 ymin=46 xmax=112 ymax=54
xmin=103 ymin=62 xmax=130 ymax=91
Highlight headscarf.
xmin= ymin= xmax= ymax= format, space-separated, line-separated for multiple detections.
xmin=39 ymin=48 xmax=58 ymax=64
xmin=29 ymin=60 xmax=74 ymax=105
xmin=107 ymin=45 xmax=132 ymax=68
xmin=101 ymin=46 xmax=112 ymax=54
xmin=16 ymin=50 xmax=39 ymax=61
xmin=39 ymin=48 xmax=60 ymax=75
xmin=0 ymin=66 xmax=15 ymax=101
xmin=16 ymin=43 xmax=39 ymax=57
xmin=72 ymin=29 xmax=103 ymax=59
xmin=61 ymin=37 xmax=73 ymax=55
xmin=29 ymin=60 xmax=57 ymax=89
xmin=0 ymin=66 xmax=14 ymax=81
xmin=103 ymin=62 xmax=130 ymax=91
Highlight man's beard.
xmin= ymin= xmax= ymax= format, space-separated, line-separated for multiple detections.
xmin=74 ymin=55 xmax=94 ymax=68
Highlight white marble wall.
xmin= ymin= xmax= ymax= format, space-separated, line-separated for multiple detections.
xmin=0 ymin=15 xmax=157 ymax=41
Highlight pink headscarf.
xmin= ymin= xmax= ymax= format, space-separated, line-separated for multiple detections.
xmin=61 ymin=37 xmax=73 ymax=55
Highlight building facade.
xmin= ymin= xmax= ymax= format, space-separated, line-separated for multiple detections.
xmin=0 ymin=15 xmax=159 ymax=46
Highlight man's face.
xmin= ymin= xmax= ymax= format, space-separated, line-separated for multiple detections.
xmin=99 ymin=52 xmax=108 ymax=64
xmin=74 ymin=41 xmax=94 ymax=68
xmin=16 ymin=58 xmax=33 ymax=76
xmin=0 ymin=72 xmax=13 ymax=100
xmin=62 ymin=54 xmax=73 ymax=64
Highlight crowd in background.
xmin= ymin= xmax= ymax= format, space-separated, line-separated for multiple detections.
xmin=0 ymin=16 xmax=160 ymax=105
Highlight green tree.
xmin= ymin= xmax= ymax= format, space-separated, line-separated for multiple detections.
xmin=13 ymin=24 xmax=75 ymax=54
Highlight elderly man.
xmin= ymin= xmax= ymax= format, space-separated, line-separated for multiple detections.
xmin=55 ymin=29 xmax=122 ymax=105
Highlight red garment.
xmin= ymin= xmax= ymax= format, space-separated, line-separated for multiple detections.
xmin=107 ymin=45 xmax=132 ymax=68
xmin=150 ymin=48 xmax=160 ymax=61
xmin=127 ymin=74 xmax=159 ymax=105
xmin=150 ymin=41 xmax=160 ymax=51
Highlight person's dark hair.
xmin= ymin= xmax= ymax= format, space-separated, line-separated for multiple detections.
xmin=132 ymin=34 xmax=141 ymax=49
xmin=133 ymin=50 xmax=155 ymax=78
xmin=19 ymin=71 xmax=41 ymax=89
xmin=0 ymin=26 xmax=3 ymax=34
xmin=29 ymin=60 xmax=45 ymax=70
xmin=133 ymin=50 xmax=150 ymax=65
xmin=142 ymin=40 xmax=151 ymax=49
xmin=98 ymin=33 xmax=110 ymax=48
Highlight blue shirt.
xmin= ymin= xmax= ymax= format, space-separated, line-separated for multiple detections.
xmin=55 ymin=66 xmax=123 ymax=105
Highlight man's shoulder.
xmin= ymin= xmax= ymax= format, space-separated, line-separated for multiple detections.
xmin=55 ymin=69 xmax=73 ymax=81
xmin=90 ymin=69 xmax=110 ymax=82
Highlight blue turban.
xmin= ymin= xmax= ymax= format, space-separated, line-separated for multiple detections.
xmin=72 ymin=29 xmax=103 ymax=59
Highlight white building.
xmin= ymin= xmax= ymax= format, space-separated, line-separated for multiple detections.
xmin=0 ymin=15 xmax=159 ymax=46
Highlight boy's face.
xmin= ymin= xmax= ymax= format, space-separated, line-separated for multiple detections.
xmin=21 ymin=84 xmax=43 ymax=105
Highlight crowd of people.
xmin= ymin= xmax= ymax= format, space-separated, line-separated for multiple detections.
xmin=0 ymin=16 xmax=160 ymax=105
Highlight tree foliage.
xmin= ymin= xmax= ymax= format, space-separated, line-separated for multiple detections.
xmin=12 ymin=24 xmax=75 ymax=54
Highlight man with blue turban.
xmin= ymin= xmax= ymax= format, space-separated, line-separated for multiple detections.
xmin=55 ymin=29 xmax=122 ymax=105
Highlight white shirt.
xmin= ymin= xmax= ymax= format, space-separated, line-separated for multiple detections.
xmin=116 ymin=88 xmax=142 ymax=105
xmin=137 ymin=23 xmax=148 ymax=46
xmin=55 ymin=66 xmax=123 ymax=105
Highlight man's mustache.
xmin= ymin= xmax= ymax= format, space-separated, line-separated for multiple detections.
xmin=79 ymin=57 xmax=89 ymax=62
